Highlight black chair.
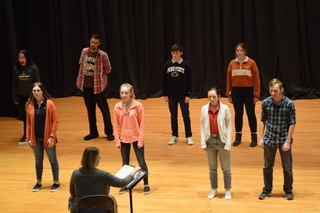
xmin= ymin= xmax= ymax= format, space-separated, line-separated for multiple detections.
xmin=77 ymin=195 xmax=118 ymax=213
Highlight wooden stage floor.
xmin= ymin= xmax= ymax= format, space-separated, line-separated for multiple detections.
xmin=0 ymin=97 xmax=319 ymax=213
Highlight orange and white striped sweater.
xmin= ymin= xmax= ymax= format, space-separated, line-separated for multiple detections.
xmin=226 ymin=56 xmax=260 ymax=98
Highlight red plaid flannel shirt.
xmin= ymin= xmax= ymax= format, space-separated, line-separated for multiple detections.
xmin=76 ymin=48 xmax=112 ymax=94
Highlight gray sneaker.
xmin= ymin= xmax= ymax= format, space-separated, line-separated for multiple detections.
xmin=259 ymin=191 xmax=272 ymax=200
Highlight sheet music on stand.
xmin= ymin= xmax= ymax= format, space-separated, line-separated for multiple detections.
xmin=115 ymin=165 xmax=147 ymax=189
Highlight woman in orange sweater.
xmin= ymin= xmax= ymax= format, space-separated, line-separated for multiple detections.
xmin=114 ymin=83 xmax=150 ymax=195
xmin=226 ymin=43 xmax=260 ymax=147
xmin=26 ymin=82 xmax=60 ymax=192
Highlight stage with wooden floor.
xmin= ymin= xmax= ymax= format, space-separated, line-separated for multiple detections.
xmin=0 ymin=97 xmax=319 ymax=213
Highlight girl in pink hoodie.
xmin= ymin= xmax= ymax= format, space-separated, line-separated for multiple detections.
xmin=114 ymin=83 xmax=150 ymax=195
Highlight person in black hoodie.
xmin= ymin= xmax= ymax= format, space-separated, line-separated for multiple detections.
xmin=12 ymin=49 xmax=40 ymax=143
xmin=162 ymin=44 xmax=194 ymax=146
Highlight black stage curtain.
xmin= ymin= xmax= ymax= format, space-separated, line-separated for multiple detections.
xmin=1 ymin=0 xmax=320 ymax=116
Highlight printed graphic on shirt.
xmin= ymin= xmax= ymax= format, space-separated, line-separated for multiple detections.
xmin=167 ymin=66 xmax=185 ymax=77
xmin=18 ymin=71 xmax=30 ymax=81
xmin=84 ymin=56 xmax=95 ymax=76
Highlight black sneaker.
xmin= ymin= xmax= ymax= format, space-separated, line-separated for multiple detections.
xmin=119 ymin=187 xmax=128 ymax=194
xmin=233 ymin=140 xmax=241 ymax=146
xmin=20 ymin=136 xmax=26 ymax=142
xmin=286 ymin=192 xmax=294 ymax=200
xmin=250 ymin=141 xmax=257 ymax=147
xmin=143 ymin=186 xmax=151 ymax=195
xmin=50 ymin=183 xmax=60 ymax=192
xmin=107 ymin=134 xmax=115 ymax=141
xmin=32 ymin=183 xmax=42 ymax=192
xmin=259 ymin=191 xmax=272 ymax=200
xmin=83 ymin=134 xmax=99 ymax=141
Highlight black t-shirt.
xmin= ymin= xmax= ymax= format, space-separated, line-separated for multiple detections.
xmin=83 ymin=51 xmax=97 ymax=88
xmin=35 ymin=99 xmax=47 ymax=139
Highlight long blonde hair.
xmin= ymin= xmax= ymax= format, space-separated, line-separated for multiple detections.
xmin=119 ymin=83 xmax=136 ymax=99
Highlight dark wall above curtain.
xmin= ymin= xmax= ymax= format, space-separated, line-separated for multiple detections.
xmin=1 ymin=0 xmax=320 ymax=116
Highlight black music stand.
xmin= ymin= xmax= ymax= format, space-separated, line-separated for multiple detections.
xmin=115 ymin=165 xmax=148 ymax=213
xmin=126 ymin=170 xmax=147 ymax=213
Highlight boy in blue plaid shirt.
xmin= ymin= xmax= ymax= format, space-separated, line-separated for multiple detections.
xmin=259 ymin=78 xmax=296 ymax=200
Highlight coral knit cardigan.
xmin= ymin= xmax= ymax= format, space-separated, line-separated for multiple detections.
xmin=26 ymin=99 xmax=59 ymax=146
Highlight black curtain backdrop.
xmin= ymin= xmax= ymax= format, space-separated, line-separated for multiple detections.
xmin=1 ymin=0 xmax=320 ymax=116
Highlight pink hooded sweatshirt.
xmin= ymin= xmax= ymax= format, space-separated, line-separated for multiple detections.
xmin=113 ymin=99 xmax=145 ymax=147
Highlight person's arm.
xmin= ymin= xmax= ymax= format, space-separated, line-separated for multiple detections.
xmin=104 ymin=167 xmax=141 ymax=188
xmin=185 ymin=62 xmax=193 ymax=103
xmin=137 ymin=104 xmax=145 ymax=148
xmin=226 ymin=62 xmax=232 ymax=103
xmin=47 ymin=100 xmax=59 ymax=148
xmin=130 ymin=166 xmax=141 ymax=176
xmin=224 ymin=106 xmax=232 ymax=151
xmin=69 ymin=171 xmax=76 ymax=197
xmin=102 ymin=53 xmax=112 ymax=74
xmin=282 ymin=124 xmax=295 ymax=151
xmin=33 ymin=65 xmax=40 ymax=82
xmin=200 ymin=106 xmax=206 ymax=150
xmin=12 ymin=67 xmax=19 ymax=104
xmin=251 ymin=60 xmax=260 ymax=103
xmin=259 ymin=120 xmax=266 ymax=149
xmin=162 ymin=63 xmax=168 ymax=101
xmin=282 ymin=101 xmax=296 ymax=151
xmin=113 ymin=104 xmax=121 ymax=148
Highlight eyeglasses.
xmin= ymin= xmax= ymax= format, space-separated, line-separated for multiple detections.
xmin=90 ymin=40 xmax=100 ymax=45
xmin=32 ymin=89 xmax=42 ymax=93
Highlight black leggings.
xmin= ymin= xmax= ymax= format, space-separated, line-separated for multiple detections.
xmin=231 ymin=87 xmax=257 ymax=133
xmin=120 ymin=141 xmax=149 ymax=185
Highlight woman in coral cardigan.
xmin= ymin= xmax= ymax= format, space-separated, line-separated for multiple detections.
xmin=113 ymin=83 xmax=150 ymax=195
xmin=26 ymin=82 xmax=60 ymax=192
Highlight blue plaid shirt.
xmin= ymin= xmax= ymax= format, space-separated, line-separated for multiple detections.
xmin=260 ymin=95 xmax=296 ymax=148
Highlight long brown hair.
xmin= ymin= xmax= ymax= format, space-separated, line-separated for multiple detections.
xmin=26 ymin=82 xmax=52 ymax=106
xmin=81 ymin=147 xmax=100 ymax=171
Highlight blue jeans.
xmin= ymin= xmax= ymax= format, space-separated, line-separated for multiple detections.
xmin=120 ymin=141 xmax=149 ymax=185
xmin=231 ymin=87 xmax=257 ymax=133
xmin=32 ymin=139 xmax=59 ymax=182
xmin=168 ymin=96 xmax=192 ymax=138
xmin=263 ymin=144 xmax=293 ymax=193
xmin=83 ymin=87 xmax=113 ymax=135
xmin=206 ymin=135 xmax=231 ymax=189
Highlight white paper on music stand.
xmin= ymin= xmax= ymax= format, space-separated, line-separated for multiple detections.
xmin=115 ymin=164 xmax=146 ymax=189
xmin=115 ymin=164 xmax=135 ymax=179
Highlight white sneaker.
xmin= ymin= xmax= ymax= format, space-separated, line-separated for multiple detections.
xmin=225 ymin=190 xmax=232 ymax=199
xmin=18 ymin=141 xmax=29 ymax=146
xmin=207 ymin=189 xmax=217 ymax=199
xmin=168 ymin=136 xmax=178 ymax=145
xmin=186 ymin=137 xmax=194 ymax=145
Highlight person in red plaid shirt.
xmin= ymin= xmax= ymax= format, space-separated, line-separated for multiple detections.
xmin=76 ymin=34 xmax=115 ymax=141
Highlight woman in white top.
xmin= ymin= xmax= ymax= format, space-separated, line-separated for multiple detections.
xmin=200 ymin=88 xmax=232 ymax=199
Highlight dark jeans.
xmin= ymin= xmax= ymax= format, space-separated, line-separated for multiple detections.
xmin=17 ymin=95 xmax=29 ymax=136
xmin=120 ymin=141 xmax=149 ymax=185
xmin=231 ymin=87 xmax=257 ymax=133
xmin=263 ymin=144 xmax=293 ymax=193
xmin=168 ymin=96 xmax=192 ymax=138
xmin=32 ymin=139 xmax=59 ymax=182
xmin=83 ymin=88 xmax=113 ymax=136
